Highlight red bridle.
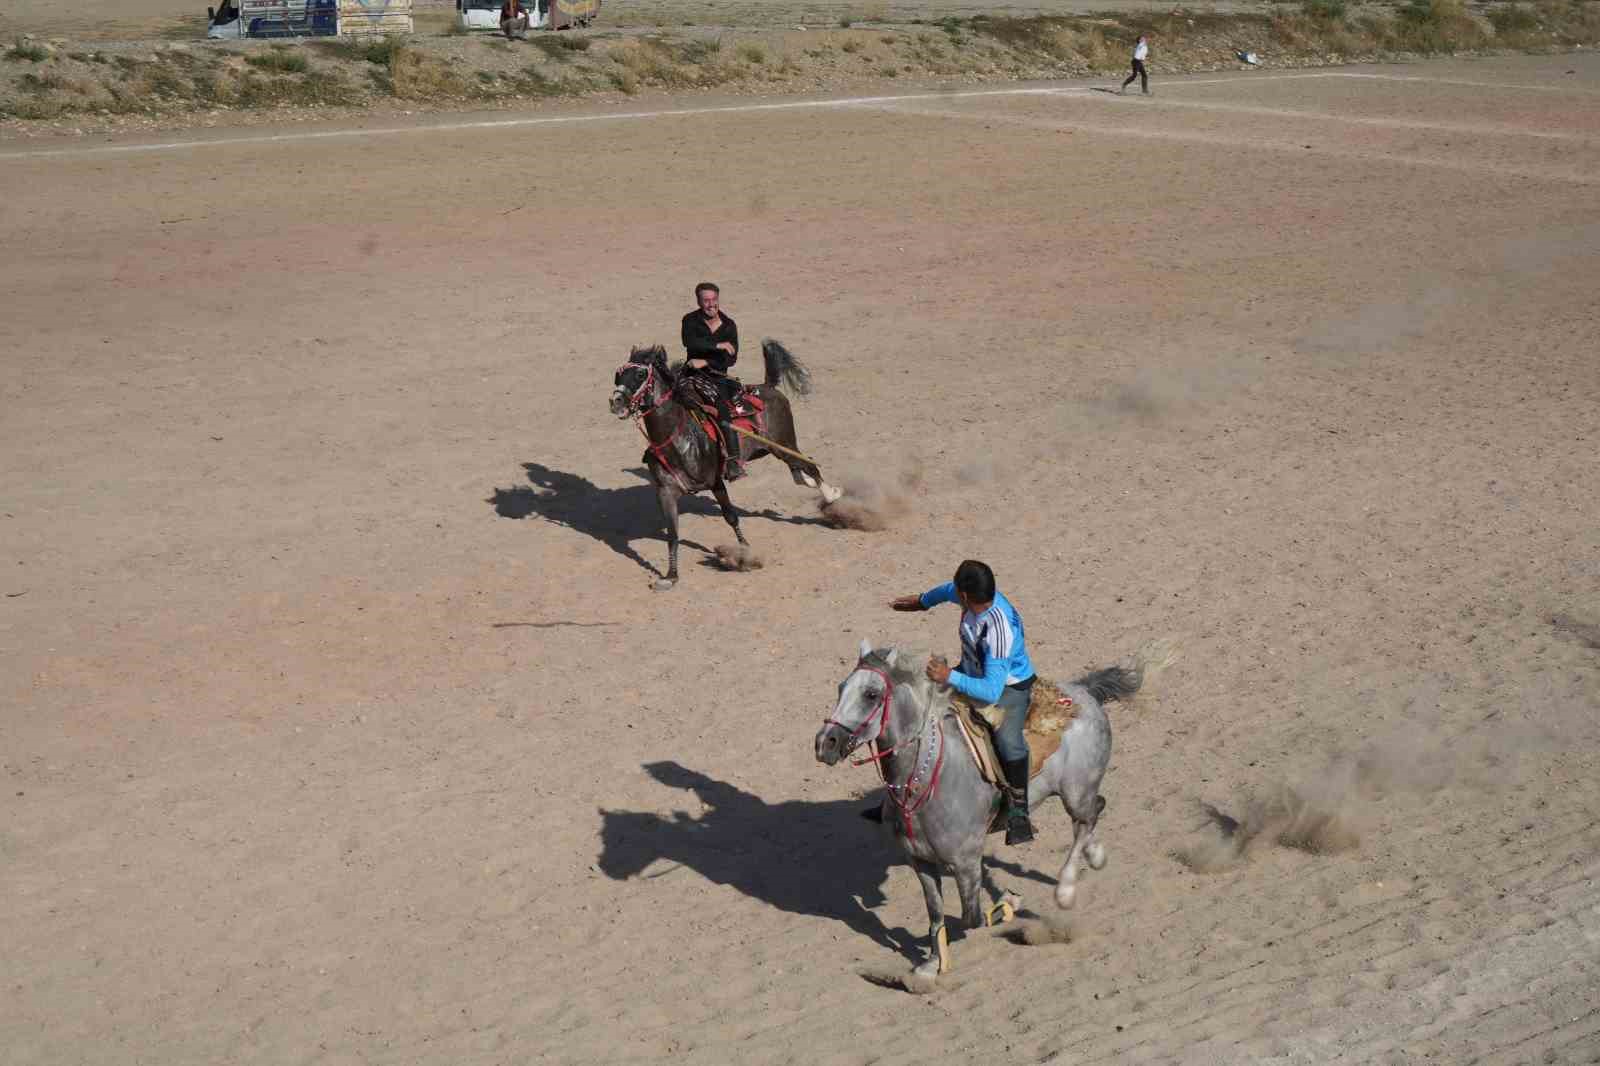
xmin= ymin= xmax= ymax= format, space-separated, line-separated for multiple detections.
xmin=614 ymin=359 xmax=661 ymax=416
xmin=825 ymin=662 xmax=944 ymax=840
xmin=615 ymin=358 xmax=694 ymax=491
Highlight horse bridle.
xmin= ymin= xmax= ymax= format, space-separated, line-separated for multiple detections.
xmin=824 ymin=663 xmax=896 ymax=764
xmin=613 ymin=359 xmax=662 ymax=416
xmin=825 ymin=661 xmax=945 ymax=841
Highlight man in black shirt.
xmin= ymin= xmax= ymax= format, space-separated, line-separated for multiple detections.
xmin=681 ymin=281 xmax=744 ymax=480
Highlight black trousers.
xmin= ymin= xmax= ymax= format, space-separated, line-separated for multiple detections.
xmin=1122 ymin=59 xmax=1148 ymax=92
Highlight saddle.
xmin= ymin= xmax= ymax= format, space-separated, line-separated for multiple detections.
xmin=947 ymin=677 xmax=1079 ymax=786
xmin=676 ymin=374 xmax=766 ymax=449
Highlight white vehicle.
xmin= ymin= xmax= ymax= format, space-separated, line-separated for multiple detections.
xmin=457 ymin=0 xmax=545 ymax=31
xmin=456 ymin=0 xmax=598 ymax=32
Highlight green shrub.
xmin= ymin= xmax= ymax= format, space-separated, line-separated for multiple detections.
xmin=1302 ymin=0 xmax=1347 ymax=21
xmin=245 ymin=47 xmax=310 ymax=73
xmin=5 ymin=40 xmax=51 ymax=62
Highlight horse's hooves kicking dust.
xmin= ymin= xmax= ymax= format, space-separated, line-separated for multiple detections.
xmin=817 ymin=466 xmax=923 ymax=531
xmin=713 ymin=544 xmax=764 ymax=571
xmin=1016 ymin=915 xmax=1077 ymax=947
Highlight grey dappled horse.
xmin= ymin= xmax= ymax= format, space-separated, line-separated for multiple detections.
xmin=609 ymin=341 xmax=841 ymax=590
xmin=815 ymin=640 xmax=1147 ymax=981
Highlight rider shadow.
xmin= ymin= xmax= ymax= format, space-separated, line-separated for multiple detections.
xmin=597 ymin=761 xmax=925 ymax=963
xmin=488 ymin=462 xmax=720 ymax=579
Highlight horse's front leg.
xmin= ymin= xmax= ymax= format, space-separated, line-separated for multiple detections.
xmin=954 ymin=858 xmax=986 ymax=930
xmin=910 ymin=857 xmax=951 ymax=979
xmin=655 ymin=483 xmax=681 ymax=591
xmin=710 ymin=481 xmax=747 ymax=546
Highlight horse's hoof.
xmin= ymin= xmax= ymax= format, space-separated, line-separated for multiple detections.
xmin=1054 ymin=882 xmax=1077 ymax=909
xmin=1086 ymin=843 xmax=1107 ymax=870
xmin=652 ymin=578 xmax=678 ymax=592
xmin=820 ymin=484 xmax=844 ymax=506
xmin=985 ymin=899 xmax=1015 ymax=927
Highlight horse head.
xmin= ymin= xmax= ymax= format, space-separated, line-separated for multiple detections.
xmin=815 ymin=640 xmax=903 ymax=766
xmin=610 ymin=345 xmax=672 ymax=419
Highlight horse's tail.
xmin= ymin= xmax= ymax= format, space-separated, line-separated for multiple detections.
xmin=762 ymin=338 xmax=812 ymax=397
xmin=1074 ymin=638 xmax=1180 ymax=706
xmin=1074 ymin=665 xmax=1142 ymax=706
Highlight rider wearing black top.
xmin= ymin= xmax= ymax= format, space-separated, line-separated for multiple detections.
xmin=681 ymin=282 xmax=744 ymax=480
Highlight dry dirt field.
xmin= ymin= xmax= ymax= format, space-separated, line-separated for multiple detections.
xmin=4 ymin=52 xmax=1600 ymax=1065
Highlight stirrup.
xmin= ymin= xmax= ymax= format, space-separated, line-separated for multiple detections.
xmin=1005 ymin=815 xmax=1035 ymax=846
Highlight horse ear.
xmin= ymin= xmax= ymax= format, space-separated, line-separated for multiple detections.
xmin=884 ymin=648 xmax=898 ymax=668
xmin=859 ymin=638 xmax=873 ymax=660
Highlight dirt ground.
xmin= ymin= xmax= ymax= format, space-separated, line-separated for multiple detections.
xmin=3 ymin=52 xmax=1600 ymax=1065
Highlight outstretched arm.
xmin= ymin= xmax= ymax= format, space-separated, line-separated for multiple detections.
xmin=948 ymin=655 xmax=1008 ymax=705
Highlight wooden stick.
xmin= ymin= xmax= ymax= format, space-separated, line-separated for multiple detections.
xmin=731 ymin=426 xmax=819 ymax=468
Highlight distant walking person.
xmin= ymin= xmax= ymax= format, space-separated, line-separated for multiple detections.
xmin=1120 ymin=35 xmax=1150 ymax=95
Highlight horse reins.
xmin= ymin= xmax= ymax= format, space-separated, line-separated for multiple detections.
xmin=615 ymin=358 xmax=692 ymax=492
xmin=826 ymin=663 xmax=945 ymax=841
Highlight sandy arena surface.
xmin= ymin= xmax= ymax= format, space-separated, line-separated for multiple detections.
xmin=3 ymin=53 xmax=1600 ymax=1065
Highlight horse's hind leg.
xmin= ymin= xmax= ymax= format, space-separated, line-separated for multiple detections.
xmin=910 ymin=858 xmax=951 ymax=978
xmin=1085 ymin=795 xmax=1108 ymax=870
xmin=710 ymin=481 xmax=748 ymax=546
xmin=980 ymin=861 xmax=1019 ymax=927
xmin=767 ymin=403 xmax=842 ymax=503
xmin=1053 ymin=793 xmax=1107 ymax=909
xmin=789 ymin=460 xmax=844 ymax=505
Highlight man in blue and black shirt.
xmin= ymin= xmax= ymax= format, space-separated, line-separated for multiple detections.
xmin=889 ymin=559 xmax=1038 ymax=845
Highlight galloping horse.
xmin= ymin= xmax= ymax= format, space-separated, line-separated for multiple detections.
xmin=609 ymin=340 xmax=842 ymax=590
xmin=816 ymin=640 xmax=1164 ymax=983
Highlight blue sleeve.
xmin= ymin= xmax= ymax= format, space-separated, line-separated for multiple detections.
xmin=919 ymin=582 xmax=957 ymax=609
xmin=950 ymin=656 xmax=1008 ymax=705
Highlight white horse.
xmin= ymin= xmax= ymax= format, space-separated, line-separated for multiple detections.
xmin=815 ymin=640 xmax=1162 ymax=981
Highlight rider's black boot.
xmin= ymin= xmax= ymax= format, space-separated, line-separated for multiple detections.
xmin=1002 ymin=757 xmax=1035 ymax=846
xmin=718 ymin=420 xmax=744 ymax=481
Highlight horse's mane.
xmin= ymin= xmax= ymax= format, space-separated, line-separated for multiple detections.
xmin=629 ymin=344 xmax=689 ymax=386
xmin=861 ymin=647 xmax=940 ymax=704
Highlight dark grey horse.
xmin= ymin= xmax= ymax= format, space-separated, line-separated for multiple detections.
xmin=609 ymin=341 xmax=841 ymax=590
xmin=815 ymin=639 xmax=1169 ymax=982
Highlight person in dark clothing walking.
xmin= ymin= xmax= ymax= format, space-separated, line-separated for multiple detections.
xmin=680 ymin=281 xmax=744 ymax=481
xmin=1120 ymin=35 xmax=1150 ymax=95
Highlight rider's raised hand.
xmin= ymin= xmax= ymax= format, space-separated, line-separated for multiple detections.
xmin=889 ymin=595 xmax=926 ymax=612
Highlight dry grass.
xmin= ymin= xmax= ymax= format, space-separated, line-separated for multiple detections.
xmin=6 ymin=5 xmax=1600 ymax=123
xmin=244 ymin=47 xmax=310 ymax=74
xmin=6 ymin=40 xmax=52 ymax=62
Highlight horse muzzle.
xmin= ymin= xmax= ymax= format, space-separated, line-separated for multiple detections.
xmin=608 ymin=390 xmax=631 ymax=418
xmin=814 ymin=723 xmax=853 ymax=766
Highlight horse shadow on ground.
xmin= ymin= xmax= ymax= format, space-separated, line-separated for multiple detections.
xmin=488 ymin=463 xmax=832 ymax=579
xmin=597 ymin=761 xmax=927 ymax=963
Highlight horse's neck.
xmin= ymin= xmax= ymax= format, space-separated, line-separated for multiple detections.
xmin=640 ymin=394 xmax=686 ymax=442
xmin=883 ymin=684 xmax=941 ymax=783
